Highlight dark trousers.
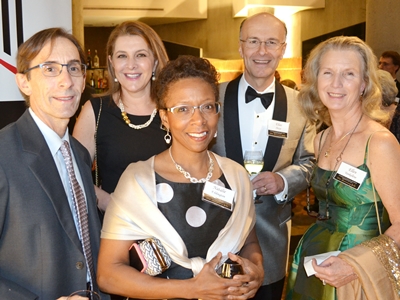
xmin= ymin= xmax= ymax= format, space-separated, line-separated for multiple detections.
xmin=251 ymin=277 xmax=285 ymax=300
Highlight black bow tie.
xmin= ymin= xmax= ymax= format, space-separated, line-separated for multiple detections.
xmin=245 ymin=86 xmax=274 ymax=109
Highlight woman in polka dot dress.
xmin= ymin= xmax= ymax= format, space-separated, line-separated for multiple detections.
xmin=97 ymin=55 xmax=264 ymax=299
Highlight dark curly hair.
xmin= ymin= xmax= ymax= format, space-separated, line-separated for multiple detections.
xmin=153 ymin=55 xmax=220 ymax=109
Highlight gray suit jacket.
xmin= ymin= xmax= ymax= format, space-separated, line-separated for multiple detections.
xmin=211 ymin=75 xmax=315 ymax=285
xmin=0 ymin=111 xmax=109 ymax=299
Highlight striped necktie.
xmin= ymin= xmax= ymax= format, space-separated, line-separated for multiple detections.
xmin=60 ymin=140 xmax=95 ymax=290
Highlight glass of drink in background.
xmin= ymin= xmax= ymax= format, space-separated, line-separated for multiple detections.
xmin=243 ymin=150 xmax=264 ymax=204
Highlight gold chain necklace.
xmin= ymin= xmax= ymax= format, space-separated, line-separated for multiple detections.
xmin=324 ymin=121 xmax=360 ymax=157
xmin=319 ymin=114 xmax=363 ymax=220
xmin=169 ymin=147 xmax=214 ymax=183
xmin=118 ymin=98 xmax=157 ymax=130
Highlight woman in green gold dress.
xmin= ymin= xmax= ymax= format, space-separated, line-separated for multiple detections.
xmin=286 ymin=36 xmax=400 ymax=299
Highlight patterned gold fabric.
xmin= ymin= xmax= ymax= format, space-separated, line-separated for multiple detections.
xmin=362 ymin=235 xmax=400 ymax=297
xmin=336 ymin=235 xmax=400 ymax=299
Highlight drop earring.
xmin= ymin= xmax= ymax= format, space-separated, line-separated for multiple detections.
xmin=152 ymin=71 xmax=156 ymax=81
xmin=214 ymin=131 xmax=218 ymax=138
xmin=164 ymin=128 xmax=171 ymax=144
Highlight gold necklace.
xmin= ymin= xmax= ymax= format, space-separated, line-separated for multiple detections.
xmin=324 ymin=124 xmax=358 ymax=158
xmin=118 ymin=98 xmax=157 ymax=130
xmin=318 ymin=114 xmax=363 ymax=220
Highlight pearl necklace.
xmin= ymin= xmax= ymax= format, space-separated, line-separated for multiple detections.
xmin=169 ymin=147 xmax=214 ymax=183
xmin=118 ymin=99 xmax=157 ymax=130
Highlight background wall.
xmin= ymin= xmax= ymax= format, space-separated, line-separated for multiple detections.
xmin=366 ymin=0 xmax=400 ymax=82
xmin=299 ymin=0 xmax=366 ymax=42
xmin=152 ymin=0 xmax=244 ymax=60
xmin=151 ymin=0 xmax=367 ymax=60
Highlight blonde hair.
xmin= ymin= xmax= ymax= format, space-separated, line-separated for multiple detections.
xmin=299 ymin=36 xmax=390 ymax=127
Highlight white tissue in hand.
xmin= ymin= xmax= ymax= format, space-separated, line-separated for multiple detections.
xmin=303 ymin=251 xmax=341 ymax=277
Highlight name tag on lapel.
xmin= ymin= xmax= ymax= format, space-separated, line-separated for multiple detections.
xmin=268 ymin=120 xmax=289 ymax=139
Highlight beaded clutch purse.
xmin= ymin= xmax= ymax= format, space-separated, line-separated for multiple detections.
xmin=129 ymin=237 xmax=172 ymax=276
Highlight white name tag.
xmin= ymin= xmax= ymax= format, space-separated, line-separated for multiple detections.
xmin=268 ymin=120 xmax=289 ymax=139
xmin=334 ymin=162 xmax=367 ymax=190
xmin=202 ymin=181 xmax=235 ymax=211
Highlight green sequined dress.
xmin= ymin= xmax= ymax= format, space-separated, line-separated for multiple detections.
xmin=286 ymin=137 xmax=390 ymax=300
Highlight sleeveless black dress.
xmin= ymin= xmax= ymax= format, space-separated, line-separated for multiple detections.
xmin=91 ymin=96 xmax=168 ymax=193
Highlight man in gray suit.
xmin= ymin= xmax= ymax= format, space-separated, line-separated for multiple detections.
xmin=211 ymin=13 xmax=315 ymax=300
xmin=0 ymin=28 xmax=109 ymax=300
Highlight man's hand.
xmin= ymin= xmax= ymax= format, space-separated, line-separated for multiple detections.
xmin=251 ymin=171 xmax=284 ymax=196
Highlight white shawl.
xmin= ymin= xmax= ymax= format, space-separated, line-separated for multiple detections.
xmin=101 ymin=153 xmax=256 ymax=276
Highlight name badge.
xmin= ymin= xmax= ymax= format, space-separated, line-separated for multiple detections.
xmin=202 ymin=181 xmax=235 ymax=211
xmin=334 ymin=162 xmax=367 ymax=190
xmin=268 ymin=120 xmax=289 ymax=138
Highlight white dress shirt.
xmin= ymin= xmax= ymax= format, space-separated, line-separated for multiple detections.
xmin=237 ymin=77 xmax=288 ymax=201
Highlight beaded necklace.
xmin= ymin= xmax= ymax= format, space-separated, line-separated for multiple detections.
xmin=118 ymin=99 xmax=157 ymax=130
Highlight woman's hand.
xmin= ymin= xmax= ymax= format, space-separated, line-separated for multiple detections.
xmin=189 ymin=253 xmax=243 ymax=300
xmin=312 ymin=256 xmax=358 ymax=288
xmin=94 ymin=185 xmax=111 ymax=212
xmin=227 ymin=252 xmax=264 ymax=299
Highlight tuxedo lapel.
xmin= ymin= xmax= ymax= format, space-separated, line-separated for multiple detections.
xmin=224 ymin=75 xmax=244 ymax=165
xmin=17 ymin=111 xmax=83 ymax=251
xmin=263 ymin=82 xmax=287 ymax=172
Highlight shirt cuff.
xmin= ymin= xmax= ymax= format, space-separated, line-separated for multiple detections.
xmin=274 ymin=172 xmax=288 ymax=203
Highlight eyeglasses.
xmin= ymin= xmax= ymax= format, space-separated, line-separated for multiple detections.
xmin=240 ymin=38 xmax=285 ymax=50
xmin=165 ymin=102 xmax=221 ymax=119
xmin=23 ymin=62 xmax=87 ymax=77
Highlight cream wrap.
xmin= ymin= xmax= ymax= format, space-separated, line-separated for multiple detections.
xmin=337 ymin=235 xmax=400 ymax=300
xmin=101 ymin=153 xmax=256 ymax=276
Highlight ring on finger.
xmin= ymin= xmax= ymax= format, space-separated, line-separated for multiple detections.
xmin=322 ymin=279 xmax=326 ymax=286
xmin=263 ymin=186 xmax=267 ymax=192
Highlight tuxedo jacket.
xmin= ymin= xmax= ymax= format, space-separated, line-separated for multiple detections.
xmin=211 ymin=75 xmax=315 ymax=285
xmin=0 ymin=111 xmax=109 ymax=299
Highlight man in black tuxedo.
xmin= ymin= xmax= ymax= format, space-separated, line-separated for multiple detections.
xmin=211 ymin=12 xmax=315 ymax=300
